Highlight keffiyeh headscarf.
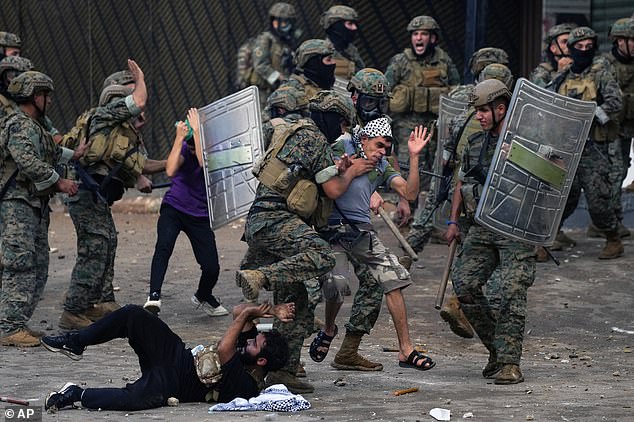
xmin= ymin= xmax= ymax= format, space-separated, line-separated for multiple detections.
xmin=352 ymin=117 xmax=393 ymax=160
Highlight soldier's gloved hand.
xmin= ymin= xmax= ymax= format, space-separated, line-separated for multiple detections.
xmin=595 ymin=106 xmax=610 ymax=125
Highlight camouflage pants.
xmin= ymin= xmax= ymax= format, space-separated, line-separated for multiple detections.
xmin=406 ymin=189 xmax=437 ymax=253
xmin=322 ymin=225 xmax=410 ymax=335
xmin=392 ymin=113 xmax=438 ymax=192
xmin=65 ymin=190 xmax=117 ymax=314
xmin=561 ymin=141 xmax=621 ymax=231
xmin=241 ymin=210 xmax=336 ymax=374
xmin=452 ymin=225 xmax=536 ymax=365
xmin=0 ymin=200 xmax=50 ymax=334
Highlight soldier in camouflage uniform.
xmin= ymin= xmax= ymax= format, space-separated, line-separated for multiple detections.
xmin=0 ymin=56 xmax=33 ymax=120
xmin=449 ymin=47 xmax=510 ymax=101
xmin=252 ymin=2 xmax=299 ymax=110
xmin=446 ymin=79 xmax=536 ymax=385
xmin=0 ymin=71 xmax=83 ymax=347
xmin=385 ymin=15 xmax=460 ymax=193
xmin=277 ymin=39 xmax=336 ymax=103
xmin=603 ymin=18 xmax=634 ymax=237
xmin=236 ymin=92 xmax=375 ymax=394
xmin=262 ymin=84 xmax=309 ymax=149
xmin=0 ymin=31 xmax=21 ymax=59
xmin=60 ymin=60 xmax=166 ymax=330
xmin=321 ymin=5 xmax=365 ymax=81
xmin=308 ymin=118 xmax=435 ymax=373
xmin=530 ymin=23 xmax=578 ymax=88
xmin=548 ymin=27 xmax=624 ymax=259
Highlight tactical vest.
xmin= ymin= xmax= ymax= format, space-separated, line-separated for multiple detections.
xmin=80 ymin=120 xmax=147 ymax=188
xmin=333 ymin=54 xmax=355 ymax=79
xmin=558 ymin=63 xmax=619 ymax=141
xmin=252 ymin=117 xmax=332 ymax=224
xmin=389 ymin=48 xmax=451 ymax=115
xmin=250 ymin=32 xmax=290 ymax=87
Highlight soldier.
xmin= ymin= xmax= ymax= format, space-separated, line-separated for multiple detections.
xmin=0 ymin=71 xmax=84 ymax=347
xmin=601 ymin=18 xmax=634 ymax=237
xmin=321 ymin=5 xmax=365 ymax=80
xmin=548 ymin=27 xmax=624 ymax=259
xmin=449 ymin=47 xmax=510 ymax=101
xmin=251 ymin=2 xmax=299 ymax=109
xmin=0 ymin=32 xmax=21 ymax=59
xmin=262 ymin=85 xmax=309 ymax=149
xmin=0 ymin=56 xmax=33 ymax=119
xmin=60 ymin=60 xmax=166 ymax=330
xmin=309 ymin=118 xmax=434 ymax=373
xmin=278 ymin=39 xmax=336 ymax=102
xmin=236 ymin=92 xmax=376 ymax=393
xmin=445 ymin=79 xmax=536 ymax=385
xmin=530 ymin=23 xmax=578 ymax=88
xmin=385 ymin=15 xmax=460 ymax=193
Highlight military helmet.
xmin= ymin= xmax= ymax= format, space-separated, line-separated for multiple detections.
xmin=266 ymin=85 xmax=308 ymax=112
xmin=477 ymin=63 xmax=513 ymax=90
xmin=102 ymin=70 xmax=134 ymax=89
xmin=269 ymin=2 xmax=295 ymax=19
xmin=0 ymin=32 xmax=21 ymax=49
xmin=406 ymin=15 xmax=440 ymax=33
xmin=294 ymin=39 xmax=334 ymax=71
xmin=469 ymin=79 xmax=511 ymax=107
xmin=468 ymin=47 xmax=509 ymax=78
xmin=99 ymin=84 xmax=133 ymax=106
xmin=609 ymin=18 xmax=634 ymax=39
xmin=0 ymin=56 xmax=33 ymax=75
xmin=8 ymin=70 xmax=54 ymax=101
xmin=321 ymin=5 xmax=358 ymax=29
xmin=347 ymin=68 xmax=389 ymax=96
xmin=309 ymin=89 xmax=355 ymax=126
xmin=567 ymin=26 xmax=598 ymax=47
xmin=545 ymin=22 xmax=578 ymax=44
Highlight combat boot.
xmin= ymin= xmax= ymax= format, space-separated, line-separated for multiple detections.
xmin=331 ymin=332 xmax=383 ymax=371
xmin=586 ymin=223 xmax=605 ymax=238
xmin=236 ymin=269 xmax=268 ymax=301
xmin=85 ymin=301 xmax=120 ymax=321
xmin=59 ymin=311 xmax=92 ymax=330
xmin=439 ymin=295 xmax=474 ymax=339
xmin=535 ymin=246 xmax=549 ymax=262
xmin=266 ymin=369 xmax=314 ymax=394
xmin=598 ymin=231 xmax=624 ymax=260
xmin=494 ymin=364 xmax=524 ymax=384
xmin=0 ymin=328 xmax=41 ymax=347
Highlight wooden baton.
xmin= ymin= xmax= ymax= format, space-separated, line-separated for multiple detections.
xmin=435 ymin=238 xmax=457 ymax=310
xmin=0 ymin=396 xmax=29 ymax=406
xmin=377 ymin=207 xmax=418 ymax=261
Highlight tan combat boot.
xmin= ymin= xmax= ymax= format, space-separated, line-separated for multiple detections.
xmin=59 ymin=311 xmax=92 ymax=330
xmin=265 ymin=369 xmax=314 ymax=394
xmin=598 ymin=231 xmax=624 ymax=260
xmin=235 ymin=270 xmax=268 ymax=301
xmin=440 ymin=295 xmax=474 ymax=339
xmin=535 ymin=246 xmax=549 ymax=262
xmin=331 ymin=332 xmax=383 ymax=371
xmin=0 ymin=328 xmax=41 ymax=347
xmin=494 ymin=364 xmax=524 ymax=384
xmin=84 ymin=301 xmax=120 ymax=321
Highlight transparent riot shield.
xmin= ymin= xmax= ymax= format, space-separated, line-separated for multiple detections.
xmin=475 ymin=78 xmax=596 ymax=245
xmin=432 ymin=95 xmax=470 ymax=230
xmin=198 ymin=86 xmax=264 ymax=229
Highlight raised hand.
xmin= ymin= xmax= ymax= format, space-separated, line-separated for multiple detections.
xmin=407 ymin=125 xmax=432 ymax=156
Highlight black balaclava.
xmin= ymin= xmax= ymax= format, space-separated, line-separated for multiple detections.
xmin=303 ymin=55 xmax=336 ymax=89
xmin=569 ymin=46 xmax=595 ymax=73
xmin=326 ymin=20 xmax=357 ymax=51
xmin=612 ymin=43 xmax=633 ymax=64
xmin=311 ymin=110 xmax=343 ymax=143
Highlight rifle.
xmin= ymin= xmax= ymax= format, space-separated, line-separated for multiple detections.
xmin=378 ymin=206 xmax=418 ymax=261
xmin=435 ymin=238 xmax=458 ymax=309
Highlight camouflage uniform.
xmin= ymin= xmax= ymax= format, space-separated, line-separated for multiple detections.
xmin=321 ymin=5 xmax=365 ymax=80
xmin=239 ymin=116 xmax=337 ymax=379
xmin=0 ymin=72 xmax=74 ymax=336
xmin=252 ymin=2 xmax=297 ymax=110
xmin=62 ymin=94 xmax=144 ymax=317
xmin=550 ymin=28 xmax=624 ymax=255
xmin=530 ymin=23 xmax=578 ymax=88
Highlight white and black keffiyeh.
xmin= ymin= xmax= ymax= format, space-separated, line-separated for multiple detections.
xmin=209 ymin=384 xmax=311 ymax=413
xmin=352 ymin=117 xmax=393 ymax=161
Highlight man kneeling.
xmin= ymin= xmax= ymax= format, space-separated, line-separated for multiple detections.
xmin=41 ymin=303 xmax=292 ymax=411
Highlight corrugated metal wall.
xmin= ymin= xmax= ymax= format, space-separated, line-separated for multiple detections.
xmin=1 ymin=0 xmax=531 ymax=161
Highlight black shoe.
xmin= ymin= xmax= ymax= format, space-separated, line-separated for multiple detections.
xmin=41 ymin=333 xmax=85 ymax=361
xmin=45 ymin=382 xmax=83 ymax=411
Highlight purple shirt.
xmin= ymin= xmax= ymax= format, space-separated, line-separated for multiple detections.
xmin=162 ymin=143 xmax=208 ymax=217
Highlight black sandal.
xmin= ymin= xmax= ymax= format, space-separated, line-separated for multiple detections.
xmin=309 ymin=325 xmax=338 ymax=362
xmin=398 ymin=350 xmax=436 ymax=371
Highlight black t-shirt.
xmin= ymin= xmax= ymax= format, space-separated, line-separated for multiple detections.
xmin=215 ymin=353 xmax=261 ymax=403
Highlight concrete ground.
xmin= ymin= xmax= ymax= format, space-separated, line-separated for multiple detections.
xmin=1 ymin=200 xmax=633 ymax=422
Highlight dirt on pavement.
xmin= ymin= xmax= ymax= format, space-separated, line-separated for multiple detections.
xmin=1 ymin=198 xmax=633 ymax=422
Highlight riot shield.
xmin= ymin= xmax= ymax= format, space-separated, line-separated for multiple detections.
xmin=475 ymin=78 xmax=596 ymax=245
xmin=432 ymin=94 xmax=470 ymax=230
xmin=198 ymin=86 xmax=264 ymax=229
